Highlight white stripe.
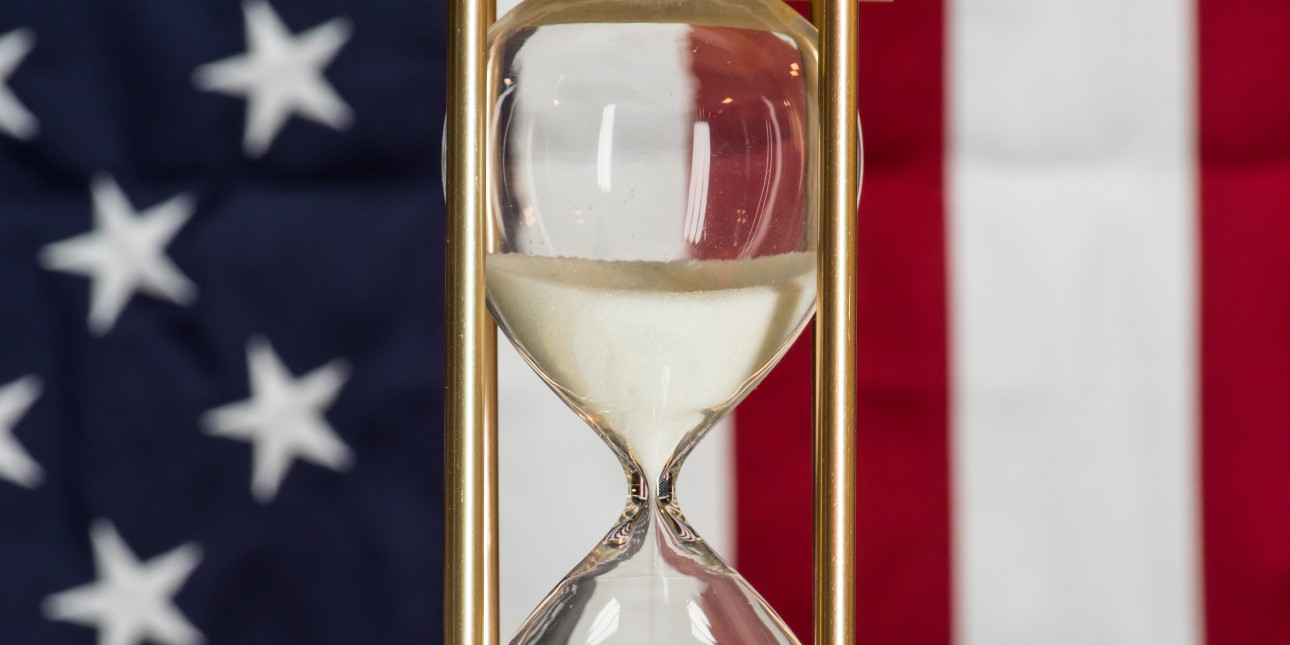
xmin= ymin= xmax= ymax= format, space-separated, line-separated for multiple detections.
xmin=949 ymin=0 xmax=1198 ymax=643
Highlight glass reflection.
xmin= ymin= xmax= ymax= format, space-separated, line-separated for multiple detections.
xmin=585 ymin=599 xmax=621 ymax=645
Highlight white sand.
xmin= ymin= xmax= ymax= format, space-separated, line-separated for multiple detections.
xmin=487 ymin=252 xmax=816 ymax=480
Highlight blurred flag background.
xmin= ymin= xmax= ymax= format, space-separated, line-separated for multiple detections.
xmin=0 ymin=0 xmax=1286 ymax=644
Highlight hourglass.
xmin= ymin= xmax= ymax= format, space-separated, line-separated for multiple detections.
xmin=483 ymin=0 xmax=824 ymax=642
xmin=444 ymin=0 xmax=862 ymax=641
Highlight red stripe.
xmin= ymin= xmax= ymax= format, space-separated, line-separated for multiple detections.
xmin=736 ymin=2 xmax=949 ymax=642
xmin=1200 ymin=1 xmax=1290 ymax=643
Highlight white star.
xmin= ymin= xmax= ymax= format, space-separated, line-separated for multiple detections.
xmin=39 ymin=176 xmax=197 ymax=336
xmin=43 ymin=521 xmax=204 ymax=645
xmin=0 ymin=28 xmax=38 ymax=141
xmin=193 ymin=0 xmax=353 ymax=157
xmin=203 ymin=338 xmax=352 ymax=503
xmin=0 ymin=375 xmax=43 ymax=488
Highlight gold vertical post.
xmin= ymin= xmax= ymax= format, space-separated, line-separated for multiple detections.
xmin=481 ymin=285 xmax=499 ymax=645
xmin=445 ymin=0 xmax=496 ymax=642
xmin=479 ymin=4 xmax=500 ymax=645
xmin=479 ymin=6 xmax=500 ymax=645
xmin=813 ymin=0 xmax=859 ymax=643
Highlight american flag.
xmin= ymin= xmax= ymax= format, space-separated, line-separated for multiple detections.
xmin=497 ymin=1 xmax=1290 ymax=645
xmin=0 ymin=0 xmax=445 ymax=642
xmin=3 ymin=0 xmax=1289 ymax=644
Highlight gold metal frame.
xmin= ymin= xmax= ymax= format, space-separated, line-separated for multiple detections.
xmin=444 ymin=1 xmax=876 ymax=642
xmin=812 ymin=0 xmax=859 ymax=642
xmin=444 ymin=0 xmax=494 ymax=642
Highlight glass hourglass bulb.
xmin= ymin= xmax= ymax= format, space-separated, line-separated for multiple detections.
xmin=483 ymin=0 xmax=825 ymax=642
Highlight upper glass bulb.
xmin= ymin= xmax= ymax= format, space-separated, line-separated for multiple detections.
xmin=490 ymin=0 xmax=818 ymax=264
xmin=488 ymin=0 xmax=820 ymax=477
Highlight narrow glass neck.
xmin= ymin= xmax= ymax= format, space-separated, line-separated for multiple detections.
xmin=628 ymin=462 xmax=678 ymax=505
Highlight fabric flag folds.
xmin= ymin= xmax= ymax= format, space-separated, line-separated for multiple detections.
xmin=0 ymin=1 xmax=447 ymax=642
xmin=2 ymin=0 xmax=1289 ymax=644
xmin=734 ymin=1 xmax=1288 ymax=644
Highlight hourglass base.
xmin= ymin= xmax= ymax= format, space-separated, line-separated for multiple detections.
xmin=510 ymin=500 xmax=799 ymax=645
